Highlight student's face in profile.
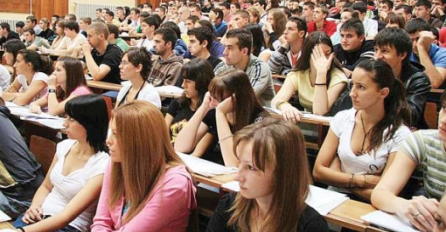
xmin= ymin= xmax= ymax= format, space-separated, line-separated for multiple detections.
xmin=63 ymin=115 xmax=87 ymax=141
xmin=153 ymin=34 xmax=169 ymax=56
xmin=349 ymin=68 xmax=388 ymax=110
xmin=340 ymin=11 xmax=352 ymax=24
xmin=119 ymin=54 xmax=141 ymax=81
xmin=374 ymin=45 xmax=406 ymax=70
xmin=223 ymin=37 xmax=245 ymax=65
xmin=182 ymin=79 xmax=199 ymax=99
xmin=434 ymin=196 xmax=446 ymax=232
xmin=284 ymin=21 xmax=301 ymax=44
xmin=186 ymin=19 xmax=195 ymax=30
xmin=13 ymin=54 xmax=29 ymax=75
xmin=235 ymin=140 xmax=274 ymax=201
xmin=87 ymin=29 xmax=101 ymax=48
xmin=3 ymin=51 xmax=14 ymax=66
xmin=52 ymin=61 xmax=67 ymax=85
xmin=141 ymin=22 xmax=154 ymax=36
xmin=106 ymin=119 xmax=122 ymax=163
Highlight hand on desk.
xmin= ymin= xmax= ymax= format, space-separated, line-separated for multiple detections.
xmin=281 ymin=103 xmax=302 ymax=123
xmin=398 ymin=195 xmax=439 ymax=232
xmin=29 ymin=103 xmax=42 ymax=114
xmin=22 ymin=206 xmax=43 ymax=224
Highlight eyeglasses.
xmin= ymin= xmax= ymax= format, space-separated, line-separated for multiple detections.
xmin=120 ymin=61 xmax=131 ymax=66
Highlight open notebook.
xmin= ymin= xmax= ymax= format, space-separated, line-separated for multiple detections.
xmin=6 ymin=102 xmax=65 ymax=130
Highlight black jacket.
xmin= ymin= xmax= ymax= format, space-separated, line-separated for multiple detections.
xmin=330 ymin=61 xmax=431 ymax=129
xmin=334 ymin=40 xmax=375 ymax=71
xmin=0 ymin=31 xmax=20 ymax=46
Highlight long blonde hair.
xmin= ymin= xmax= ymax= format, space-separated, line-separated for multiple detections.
xmin=109 ymin=101 xmax=184 ymax=223
xmin=229 ymin=117 xmax=311 ymax=232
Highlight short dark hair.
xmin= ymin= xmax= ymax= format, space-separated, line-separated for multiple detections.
xmin=131 ymin=7 xmax=141 ymax=14
xmin=187 ymin=15 xmax=200 ymax=23
xmin=108 ymin=24 xmax=120 ymax=38
xmin=257 ymin=0 xmax=267 ymax=9
xmin=395 ymin=4 xmax=412 ymax=15
xmin=374 ymin=27 xmax=412 ymax=64
xmin=154 ymin=27 xmax=178 ymax=48
xmin=196 ymin=20 xmax=216 ymax=36
xmin=381 ymin=0 xmax=394 ymax=9
xmin=106 ymin=10 xmax=114 ymax=17
xmin=65 ymin=13 xmax=77 ymax=21
xmin=80 ymin=17 xmax=92 ymax=25
xmin=352 ymin=2 xmax=367 ymax=13
xmin=279 ymin=6 xmax=291 ymax=18
xmin=0 ymin=22 xmax=10 ymax=32
xmin=340 ymin=18 xmax=364 ymax=37
xmin=160 ymin=21 xmax=181 ymax=39
xmin=23 ymin=27 xmax=36 ymax=35
xmin=404 ymin=18 xmax=430 ymax=34
xmin=65 ymin=94 xmax=109 ymax=153
xmin=150 ymin=14 xmax=162 ymax=24
xmin=288 ymin=16 xmax=307 ymax=35
xmin=188 ymin=27 xmax=213 ymax=50
xmin=212 ymin=8 xmax=224 ymax=20
xmin=415 ymin=0 xmax=431 ymax=9
xmin=142 ymin=16 xmax=160 ymax=30
xmin=123 ymin=47 xmax=153 ymax=80
xmin=26 ymin=15 xmax=37 ymax=24
xmin=225 ymin=28 xmax=252 ymax=55
xmin=64 ymin=21 xmax=80 ymax=33
xmin=303 ymin=1 xmax=316 ymax=9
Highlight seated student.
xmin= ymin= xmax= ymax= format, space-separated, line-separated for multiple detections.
xmin=371 ymin=91 xmax=446 ymax=232
xmin=405 ymin=18 xmax=446 ymax=89
xmin=91 ymin=101 xmax=196 ymax=232
xmin=262 ymin=8 xmax=287 ymax=51
xmin=13 ymin=94 xmax=110 ymax=232
xmin=175 ymin=69 xmax=268 ymax=167
xmin=313 ymin=60 xmax=411 ymax=202
xmin=29 ymin=57 xmax=91 ymax=115
xmin=159 ymin=22 xmax=188 ymax=57
xmin=47 ymin=21 xmax=86 ymax=57
xmin=22 ymin=28 xmax=50 ymax=51
xmin=116 ymin=47 xmax=161 ymax=109
xmin=307 ymin=5 xmax=337 ymax=36
xmin=3 ymin=39 xmax=26 ymax=78
xmin=206 ymin=117 xmax=329 ymax=232
xmin=166 ymin=59 xmax=213 ymax=148
xmin=107 ymin=24 xmax=129 ymax=53
xmin=333 ymin=18 xmax=375 ymax=74
xmin=136 ymin=16 xmax=159 ymax=51
xmin=271 ymin=31 xmax=348 ymax=122
xmin=194 ymin=20 xmax=226 ymax=58
xmin=49 ymin=20 xmax=66 ymax=50
xmin=187 ymin=27 xmax=222 ymax=68
xmin=0 ymin=97 xmax=44 ymax=219
xmin=1 ymin=49 xmax=52 ymax=106
xmin=38 ymin=18 xmax=54 ymax=40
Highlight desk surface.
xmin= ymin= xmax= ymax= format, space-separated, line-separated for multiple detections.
xmin=87 ymin=81 xmax=183 ymax=98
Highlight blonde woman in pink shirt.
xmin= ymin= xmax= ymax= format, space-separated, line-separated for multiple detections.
xmin=91 ymin=101 xmax=197 ymax=232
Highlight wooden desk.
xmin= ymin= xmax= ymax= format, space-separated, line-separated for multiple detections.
xmin=0 ymin=221 xmax=14 ymax=229
xmin=87 ymin=80 xmax=122 ymax=92
xmin=192 ymin=173 xmax=236 ymax=192
xmin=272 ymin=74 xmax=286 ymax=80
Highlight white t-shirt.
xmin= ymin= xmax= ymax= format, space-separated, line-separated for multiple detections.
xmin=16 ymin=72 xmax=48 ymax=103
xmin=41 ymin=139 xmax=109 ymax=232
xmin=331 ymin=108 xmax=410 ymax=175
xmin=0 ymin=64 xmax=11 ymax=91
xmin=137 ymin=38 xmax=155 ymax=51
xmin=116 ymin=81 xmax=161 ymax=109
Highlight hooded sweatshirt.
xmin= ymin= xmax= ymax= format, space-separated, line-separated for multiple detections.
xmin=149 ymin=53 xmax=183 ymax=87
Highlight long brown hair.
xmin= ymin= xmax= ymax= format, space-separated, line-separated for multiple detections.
xmin=56 ymin=57 xmax=89 ymax=100
xmin=208 ymin=69 xmax=267 ymax=132
xmin=229 ymin=117 xmax=311 ymax=232
xmin=268 ymin=9 xmax=287 ymax=48
xmin=109 ymin=101 xmax=184 ymax=223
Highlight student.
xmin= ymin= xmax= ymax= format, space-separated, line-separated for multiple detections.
xmin=91 ymin=101 xmax=197 ymax=231
xmin=1 ymin=39 xmax=24 ymax=86
xmin=29 ymin=57 xmax=91 ymax=115
xmin=244 ymin=24 xmax=266 ymax=57
xmin=13 ymin=94 xmax=110 ymax=232
xmin=0 ymin=97 xmax=44 ymax=219
xmin=116 ymin=47 xmax=161 ymax=109
xmin=371 ymin=90 xmax=446 ymax=232
xmin=0 ymin=22 xmax=20 ymax=47
xmin=136 ymin=16 xmax=159 ymax=51
xmin=206 ymin=117 xmax=329 ymax=232
xmin=48 ymin=21 xmax=87 ymax=57
xmin=166 ymin=59 xmax=213 ymax=148
xmin=175 ymin=69 xmax=268 ymax=167
xmin=263 ymin=8 xmax=287 ymax=51
xmin=307 ymin=5 xmax=337 ymax=36
xmin=313 ymin=60 xmax=411 ymax=202
xmin=159 ymin=22 xmax=188 ymax=57
xmin=37 ymin=18 xmax=54 ymax=40
xmin=22 ymin=28 xmax=50 ymax=51
xmin=1 ymin=49 xmax=52 ymax=106
xmin=187 ymin=27 xmax=222 ymax=68
xmin=107 ymin=24 xmax=129 ymax=53
xmin=49 ymin=20 xmax=66 ymax=51
xmin=271 ymin=31 xmax=348 ymax=121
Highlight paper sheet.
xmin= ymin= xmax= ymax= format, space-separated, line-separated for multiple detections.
xmin=177 ymin=152 xmax=237 ymax=177
xmin=361 ymin=210 xmax=421 ymax=232
xmin=0 ymin=229 xmax=17 ymax=232
xmin=0 ymin=210 xmax=11 ymax=222
xmin=155 ymin=86 xmax=184 ymax=95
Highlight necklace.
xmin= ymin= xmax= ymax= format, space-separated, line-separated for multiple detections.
xmin=359 ymin=113 xmax=368 ymax=155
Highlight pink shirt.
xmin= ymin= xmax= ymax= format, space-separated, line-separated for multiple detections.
xmin=91 ymin=163 xmax=197 ymax=232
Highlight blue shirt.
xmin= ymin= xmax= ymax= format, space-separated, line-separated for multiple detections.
xmin=410 ymin=44 xmax=446 ymax=69
xmin=214 ymin=21 xmax=228 ymax=38
xmin=182 ymin=40 xmax=224 ymax=58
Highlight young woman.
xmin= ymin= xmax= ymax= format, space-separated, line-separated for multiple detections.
xmin=271 ymin=31 xmax=348 ymax=122
xmin=50 ymin=20 xmax=67 ymax=50
xmin=13 ymin=94 xmax=110 ymax=232
xmin=91 ymin=101 xmax=196 ymax=231
xmin=244 ymin=24 xmax=266 ymax=57
xmin=38 ymin=18 xmax=55 ymax=40
xmin=29 ymin=57 xmax=91 ymax=115
xmin=165 ymin=59 xmax=213 ymax=151
xmin=206 ymin=117 xmax=329 ymax=232
xmin=175 ymin=69 xmax=268 ymax=167
xmin=116 ymin=47 xmax=161 ymax=109
xmin=3 ymin=39 xmax=26 ymax=80
xmin=1 ymin=49 xmax=52 ymax=106
xmin=313 ymin=60 xmax=411 ymax=202
xmin=371 ymin=90 xmax=446 ymax=232
xmin=263 ymin=8 xmax=287 ymax=51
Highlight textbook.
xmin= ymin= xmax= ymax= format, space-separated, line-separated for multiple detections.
xmin=361 ymin=210 xmax=421 ymax=232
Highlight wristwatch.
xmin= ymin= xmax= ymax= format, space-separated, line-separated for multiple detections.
xmin=48 ymin=88 xmax=56 ymax=94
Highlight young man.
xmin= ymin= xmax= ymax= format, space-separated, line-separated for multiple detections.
xmin=394 ymin=4 xmax=413 ymax=22
xmin=189 ymin=4 xmax=209 ymax=20
xmin=307 ymin=5 xmax=336 ymax=36
xmin=432 ymin=0 xmax=446 ymax=22
xmin=253 ymin=0 xmax=267 ymax=23
xmin=214 ymin=28 xmax=275 ymax=106
xmin=0 ymin=23 xmax=19 ymax=46
xmin=23 ymin=27 xmax=50 ymax=51
xmin=51 ymin=21 xmax=87 ymax=57
xmin=414 ymin=0 xmax=443 ymax=28
xmin=107 ymin=24 xmax=129 ymax=52
xmin=405 ymin=18 xmax=446 ymax=88
xmin=218 ymin=2 xmax=232 ymax=23
xmin=268 ymin=17 xmax=306 ymax=75
xmin=82 ymin=22 xmax=122 ymax=84
xmin=150 ymin=28 xmax=183 ymax=86
xmin=79 ymin=17 xmax=92 ymax=37
xmin=210 ymin=8 xmax=227 ymax=37
xmin=104 ymin=10 xmax=121 ymax=28
xmin=64 ymin=14 xmax=77 ymax=21
xmin=302 ymin=2 xmax=315 ymax=22
xmin=154 ymin=6 xmax=168 ymax=23
xmin=15 ymin=21 xmax=25 ymax=36
xmin=352 ymin=2 xmax=378 ymax=40
xmin=135 ymin=16 xmax=159 ymax=51
xmin=374 ymin=27 xmax=431 ymax=129
xmin=186 ymin=15 xmax=200 ymax=31
xmin=25 ymin=15 xmax=42 ymax=35
xmin=177 ymin=6 xmax=190 ymax=34
xmin=187 ymin=27 xmax=222 ymax=68
xmin=334 ymin=18 xmax=374 ymax=73
xmin=229 ymin=10 xmax=250 ymax=30
xmin=377 ymin=0 xmax=393 ymax=21
xmin=116 ymin=7 xmax=128 ymax=23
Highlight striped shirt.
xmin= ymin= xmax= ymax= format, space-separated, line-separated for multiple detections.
xmin=401 ymin=130 xmax=446 ymax=200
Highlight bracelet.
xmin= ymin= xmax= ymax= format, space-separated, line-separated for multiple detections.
xmin=17 ymin=227 xmax=25 ymax=232
xmin=348 ymin=173 xmax=354 ymax=188
xmin=218 ymin=134 xmax=233 ymax=144
xmin=314 ymin=83 xmax=327 ymax=86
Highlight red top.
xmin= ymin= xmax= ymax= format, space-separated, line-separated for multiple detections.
xmin=307 ymin=20 xmax=337 ymax=37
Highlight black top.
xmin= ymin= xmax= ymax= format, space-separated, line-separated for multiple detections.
xmin=167 ymin=98 xmax=196 ymax=143
xmin=333 ymin=40 xmax=375 ymax=71
xmin=0 ymin=31 xmax=20 ymax=46
xmin=38 ymin=29 xmax=54 ymax=40
xmin=89 ymin=44 xmax=122 ymax=84
xmin=207 ymin=56 xmax=223 ymax=69
xmin=206 ymin=193 xmax=329 ymax=232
